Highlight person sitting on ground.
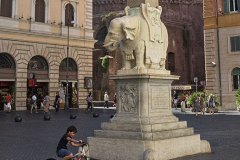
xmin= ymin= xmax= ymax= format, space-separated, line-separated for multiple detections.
xmin=56 ymin=125 xmax=83 ymax=160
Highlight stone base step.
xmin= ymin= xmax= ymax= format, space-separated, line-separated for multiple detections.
xmin=111 ymin=114 xmax=179 ymax=124
xmin=94 ymin=127 xmax=194 ymax=140
xmin=101 ymin=121 xmax=188 ymax=132
xmin=88 ymin=134 xmax=211 ymax=160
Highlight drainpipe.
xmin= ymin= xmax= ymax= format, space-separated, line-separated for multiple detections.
xmin=216 ymin=0 xmax=222 ymax=106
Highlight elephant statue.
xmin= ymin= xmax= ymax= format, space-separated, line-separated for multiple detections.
xmin=104 ymin=3 xmax=168 ymax=70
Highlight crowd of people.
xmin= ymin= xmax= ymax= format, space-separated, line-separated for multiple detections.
xmin=172 ymin=91 xmax=216 ymax=116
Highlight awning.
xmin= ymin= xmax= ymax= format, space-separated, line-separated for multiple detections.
xmin=171 ymin=85 xmax=192 ymax=90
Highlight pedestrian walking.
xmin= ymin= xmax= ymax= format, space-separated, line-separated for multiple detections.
xmin=208 ymin=95 xmax=215 ymax=115
xmin=5 ymin=93 xmax=12 ymax=113
xmin=43 ymin=93 xmax=50 ymax=114
xmin=194 ymin=96 xmax=200 ymax=117
xmin=30 ymin=94 xmax=38 ymax=114
xmin=113 ymin=93 xmax=117 ymax=107
xmin=103 ymin=91 xmax=109 ymax=108
xmin=200 ymin=95 xmax=206 ymax=115
xmin=53 ymin=92 xmax=60 ymax=112
xmin=173 ymin=91 xmax=178 ymax=109
xmin=181 ymin=99 xmax=186 ymax=112
xmin=86 ymin=92 xmax=93 ymax=112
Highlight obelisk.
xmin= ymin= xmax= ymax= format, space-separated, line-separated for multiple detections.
xmin=88 ymin=1 xmax=211 ymax=160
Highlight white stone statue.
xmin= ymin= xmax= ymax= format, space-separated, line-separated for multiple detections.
xmin=104 ymin=3 xmax=168 ymax=70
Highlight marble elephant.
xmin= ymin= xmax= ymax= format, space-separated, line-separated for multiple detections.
xmin=104 ymin=3 xmax=168 ymax=70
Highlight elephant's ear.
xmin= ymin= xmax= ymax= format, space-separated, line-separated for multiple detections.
xmin=122 ymin=17 xmax=140 ymax=41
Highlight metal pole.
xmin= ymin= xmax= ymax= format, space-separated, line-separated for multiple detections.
xmin=65 ymin=3 xmax=70 ymax=109
xmin=216 ymin=0 xmax=222 ymax=106
xmin=196 ymin=81 xmax=197 ymax=92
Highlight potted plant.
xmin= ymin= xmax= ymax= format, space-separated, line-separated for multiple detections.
xmin=235 ymin=89 xmax=240 ymax=111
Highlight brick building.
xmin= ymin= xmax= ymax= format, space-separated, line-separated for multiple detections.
xmin=204 ymin=0 xmax=240 ymax=110
xmin=93 ymin=0 xmax=205 ymax=100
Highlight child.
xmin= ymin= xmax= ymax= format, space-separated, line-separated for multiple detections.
xmin=56 ymin=125 xmax=82 ymax=160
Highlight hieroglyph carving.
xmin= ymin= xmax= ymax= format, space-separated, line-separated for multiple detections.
xmin=119 ymin=85 xmax=138 ymax=112
xmin=104 ymin=3 xmax=168 ymax=70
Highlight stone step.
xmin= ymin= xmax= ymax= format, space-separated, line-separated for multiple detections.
xmin=111 ymin=115 xmax=179 ymax=124
xmin=94 ymin=127 xmax=194 ymax=140
xmin=101 ymin=121 xmax=188 ymax=132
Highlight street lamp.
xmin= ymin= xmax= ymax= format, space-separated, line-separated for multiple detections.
xmin=65 ymin=2 xmax=71 ymax=109
xmin=194 ymin=77 xmax=198 ymax=92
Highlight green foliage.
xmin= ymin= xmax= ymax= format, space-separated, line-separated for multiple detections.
xmin=101 ymin=57 xmax=109 ymax=73
xmin=188 ymin=91 xmax=219 ymax=107
xmin=235 ymin=89 xmax=240 ymax=108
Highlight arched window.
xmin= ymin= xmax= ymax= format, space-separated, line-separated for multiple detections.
xmin=0 ymin=52 xmax=15 ymax=69
xmin=35 ymin=0 xmax=45 ymax=23
xmin=60 ymin=58 xmax=77 ymax=71
xmin=28 ymin=56 xmax=48 ymax=70
xmin=167 ymin=52 xmax=175 ymax=72
xmin=65 ymin=3 xmax=74 ymax=27
xmin=0 ymin=52 xmax=16 ymax=79
xmin=0 ymin=0 xmax=12 ymax=18
xmin=59 ymin=58 xmax=78 ymax=80
xmin=232 ymin=67 xmax=240 ymax=90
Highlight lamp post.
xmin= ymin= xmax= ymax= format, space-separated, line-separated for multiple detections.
xmin=65 ymin=2 xmax=70 ymax=109
xmin=194 ymin=77 xmax=198 ymax=92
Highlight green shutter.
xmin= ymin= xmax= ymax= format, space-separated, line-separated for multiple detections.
xmin=237 ymin=0 xmax=240 ymax=11
xmin=223 ymin=0 xmax=229 ymax=13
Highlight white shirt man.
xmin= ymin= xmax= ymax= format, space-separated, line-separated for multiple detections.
xmin=104 ymin=92 xmax=109 ymax=108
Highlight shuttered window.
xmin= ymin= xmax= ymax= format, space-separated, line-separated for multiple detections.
xmin=232 ymin=68 xmax=240 ymax=90
xmin=0 ymin=0 xmax=12 ymax=18
xmin=230 ymin=36 xmax=240 ymax=52
xmin=224 ymin=0 xmax=240 ymax=13
xmin=65 ymin=3 xmax=74 ymax=27
xmin=35 ymin=0 xmax=45 ymax=23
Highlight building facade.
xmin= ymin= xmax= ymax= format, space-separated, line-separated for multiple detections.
xmin=0 ymin=0 xmax=94 ymax=110
xmin=204 ymin=0 xmax=240 ymax=110
xmin=92 ymin=0 xmax=205 ymax=100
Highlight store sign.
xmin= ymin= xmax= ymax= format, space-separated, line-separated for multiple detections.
xmin=172 ymin=85 xmax=192 ymax=90
xmin=28 ymin=79 xmax=36 ymax=88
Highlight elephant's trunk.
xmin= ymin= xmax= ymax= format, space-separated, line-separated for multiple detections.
xmin=103 ymin=41 xmax=120 ymax=51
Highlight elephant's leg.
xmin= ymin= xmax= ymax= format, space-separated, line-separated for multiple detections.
xmin=121 ymin=51 xmax=131 ymax=70
xmin=134 ymin=41 xmax=145 ymax=69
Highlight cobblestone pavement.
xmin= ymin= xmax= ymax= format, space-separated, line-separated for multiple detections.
xmin=1 ymin=108 xmax=240 ymax=160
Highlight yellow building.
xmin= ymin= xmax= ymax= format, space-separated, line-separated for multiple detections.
xmin=0 ymin=0 xmax=94 ymax=110
xmin=204 ymin=0 xmax=240 ymax=110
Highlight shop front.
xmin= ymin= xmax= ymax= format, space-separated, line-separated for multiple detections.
xmin=59 ymin=58 xmax=78 ymax=109
xmin=0 ymin=53 xmax=16 ymax=111
xmin=27 ymin=56 xmax=49 ymax=110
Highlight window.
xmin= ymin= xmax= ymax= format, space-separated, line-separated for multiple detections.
xmin=35 ymin=0 xmax=45 ymax=23
xmin=232 ymin=68 xmax=240 ymax=90
xmin=230 ymin=36 xmax=240 ymax=52
xmin=0 ymin=0 xmax=12 ymax=18
xmin=167 ymin=52 xmax=175 ymax=72
xmin=224 ymin=0 xmax=240 ymax=13
xmin=65 ymin=3 xmax=74 ymax=27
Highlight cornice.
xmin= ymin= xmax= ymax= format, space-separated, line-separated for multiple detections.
xmin=93 ymin=0 xmax=126 ymax=5
xmin=160 ymin=0 xmax=202 ymax=5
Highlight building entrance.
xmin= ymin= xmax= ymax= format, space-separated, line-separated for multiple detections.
xmin=60 ymin=81 xmax=78 ymax=109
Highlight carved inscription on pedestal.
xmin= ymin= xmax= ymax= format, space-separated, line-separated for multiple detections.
xmin=119 ymin=84 xmax=138 ymax=113
xmin=151 ymin=86 xmax=169 ymax=109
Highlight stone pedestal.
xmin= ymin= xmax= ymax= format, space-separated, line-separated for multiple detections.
xmin=88 ymin=70 xmax=211 ymax=160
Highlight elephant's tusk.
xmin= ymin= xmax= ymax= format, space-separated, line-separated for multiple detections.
xmin=103 ymin=42 xmax=113 ymax=47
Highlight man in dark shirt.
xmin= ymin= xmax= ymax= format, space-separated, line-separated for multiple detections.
xmin=56 ymin=125 xmax=82 ymax=160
